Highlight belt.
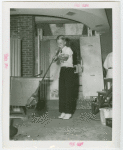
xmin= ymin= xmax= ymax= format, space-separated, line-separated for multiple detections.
xmin=108 ymin=67 xmax=113 ymax=69
xmin=61 ymin=66 xmax=75 ymax=71
xmin=61 ymin=66 xmax=73 ymax=68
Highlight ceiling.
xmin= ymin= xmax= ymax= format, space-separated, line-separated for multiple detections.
xmin=10 ymin=8 xmax=110 ymax=33
xmin=35 ymin=16 xmax=77 ymax=24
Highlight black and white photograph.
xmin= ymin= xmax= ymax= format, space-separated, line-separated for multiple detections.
xmin=2 ymin=1 xmax=121 ymax=149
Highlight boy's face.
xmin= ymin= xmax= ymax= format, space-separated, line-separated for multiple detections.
xmin=57 ymin=39 xmax=66 ymax=49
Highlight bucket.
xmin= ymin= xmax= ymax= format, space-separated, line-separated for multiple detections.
xmin=99 ymin=107 xmax=112 ymax=125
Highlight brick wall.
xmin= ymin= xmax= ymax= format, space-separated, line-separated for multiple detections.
xmin=10 ymin=15 xmax=35 ymax=77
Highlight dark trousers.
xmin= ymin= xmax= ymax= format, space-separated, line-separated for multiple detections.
xmin=59 ymin=67 xmax=75 ymax=114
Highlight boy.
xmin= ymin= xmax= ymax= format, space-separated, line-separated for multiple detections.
xmin=54 ymin=35 xmax=75 ymax=120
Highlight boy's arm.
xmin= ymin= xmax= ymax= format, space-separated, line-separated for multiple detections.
xmin=59 ymin=47 xmax=73 ymax=61
xmin=58 ymin=54 xmax=69 ymax=61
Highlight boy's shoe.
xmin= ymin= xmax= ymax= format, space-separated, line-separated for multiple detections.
xmin=63 ymin=114 xmax=72 ymax=120
xmin=58 ymin=113 xmax=65 ymax=119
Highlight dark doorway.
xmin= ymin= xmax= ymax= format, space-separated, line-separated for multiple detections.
xmin=70 ymin=39 xmax=81 ymax=111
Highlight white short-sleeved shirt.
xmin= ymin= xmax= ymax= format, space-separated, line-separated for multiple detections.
xmin=59 ymin=46 xmax=73 ymax=67
xmin=103 ymin=52 xmax=113 ymax=78
xmin=104 ymin=52 xmax=112 ymax=69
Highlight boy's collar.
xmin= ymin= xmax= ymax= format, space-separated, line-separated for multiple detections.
xmin=62 ymin=46 xmax=67 ymax=50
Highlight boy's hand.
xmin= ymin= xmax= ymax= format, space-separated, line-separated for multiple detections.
xmin=58 ymin=54 xmax=69 ymax=61
xmin=52 ymin=56 xmax=58 ymax=62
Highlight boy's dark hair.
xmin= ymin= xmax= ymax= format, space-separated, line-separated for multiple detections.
xmin=56 ymin=35 xmax=66 ymax=41
xmin=56 ymin=35 xmax=70 ymax=47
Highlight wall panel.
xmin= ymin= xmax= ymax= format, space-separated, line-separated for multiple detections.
xmin=10 ymin=38 xmax=21 ymax=76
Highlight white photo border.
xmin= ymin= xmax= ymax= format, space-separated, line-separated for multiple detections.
xmin=2 ymin=1 xmax=121 ymax=149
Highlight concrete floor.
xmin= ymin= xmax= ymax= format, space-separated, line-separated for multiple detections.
xmin=11 ymin=109 xmax=112 ymax=141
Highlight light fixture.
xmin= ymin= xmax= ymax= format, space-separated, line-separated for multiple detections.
xmin=66 ymin=12 xmax=76 ymax=16
xmin=95 ymin=24 xmax=103 ymax=28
